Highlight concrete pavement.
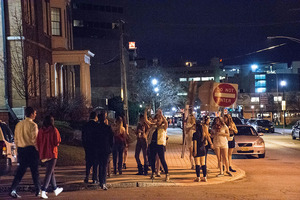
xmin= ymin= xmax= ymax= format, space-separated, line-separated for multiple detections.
xmin=0 ymin=128 xmax=245 ymax=193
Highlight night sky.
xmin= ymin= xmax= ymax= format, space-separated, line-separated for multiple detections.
xmin=127 ymin=0 xmax=300 ymax=66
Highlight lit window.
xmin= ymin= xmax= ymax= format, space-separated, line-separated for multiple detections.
xmin=255 ymin=88 xmax=266 ymax=93
xmin=188 ymin=77 xmax=200 ymax=81
xmin=274 ymin=96 xmax=282 ymax=102
xmin=179 ymin=78 xmax=187 ymax=82
xmin=255 ymin=80 xmax=266 ymax=87
xmin=251 ymin=97 xmax=259 ymax=102
xmin=51 ymin=8 xmax=61 ymax=36
xmin=73 ymin=20 xmax=84 ymax=27
xmin=177 ymin=93 xmax=188 ymax=96
xmin=255 ymin=74 xmax=266 ymax=80
xmin=202 ymin=77 xmax=214 ymax=81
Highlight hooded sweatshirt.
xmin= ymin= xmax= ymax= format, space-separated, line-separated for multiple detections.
xmin=37 ymin=126 xmax=61 ymax=160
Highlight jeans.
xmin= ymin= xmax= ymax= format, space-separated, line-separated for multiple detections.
xmin=11 ymin=146 xmax=41 ymax=193
xmin=135 ymin=138 xmax=148 ymax=166
xmin=149 ymin=143 xmax=168 ymax=174
xmin=98 ymin=154 xmax=109 ymax=186
xmin=42 ymin=159 xmax=57 ymax=191
xmin=84 ymin=148 xmax=98 ymax=181
xmin=112 ymin=144 xmax=124 ymax=173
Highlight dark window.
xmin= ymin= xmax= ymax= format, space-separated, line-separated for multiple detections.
xmin=112 ymin=7 xmax=118 ymax=13
xmin=118 ymin=7 xmax=123 ymax=13
xmin=51 ymin=8 xmax=61 ymax=36
xmin=106 ymin=6 xmax=111 ymax=12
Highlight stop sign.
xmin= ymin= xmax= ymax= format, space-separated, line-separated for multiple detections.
xmin=213 ymin=83 xmax=237 ymax=107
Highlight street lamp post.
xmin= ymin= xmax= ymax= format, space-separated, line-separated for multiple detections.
xmin=280 ymin=80 xmax=287 ymax=129
xmin=267 ymin=36 xmax=300 ymax=44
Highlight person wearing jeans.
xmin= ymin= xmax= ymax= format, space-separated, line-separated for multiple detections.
xmin=37 ymin=116 xmax=63 ymax=199
xmin=10 ymin=107 xmax=41 ymax=199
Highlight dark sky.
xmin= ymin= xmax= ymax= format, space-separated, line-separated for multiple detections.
xmin=127 ymin=0 xmax=300 ymax=66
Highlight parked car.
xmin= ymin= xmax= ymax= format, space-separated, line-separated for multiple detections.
xmin=247 ymin=119 xmax=256 ymax=126
xmin=0 ymin=121 xmax=17 ymax=167
xmin=292 ymin=120 xmax=300 ymax=140
xmin=252 ymin=119 xmax=275 ymax=133
xmin=232 ymin=125 xmax=265 ymax=158
xmin=232 ymin=117 xmax=243 ymax=125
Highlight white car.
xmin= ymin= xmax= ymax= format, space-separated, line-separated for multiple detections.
xmin=233 ymin=125 xmax=265 ymax=158
xmin=0 ymin=121 xmax=17 ymax=166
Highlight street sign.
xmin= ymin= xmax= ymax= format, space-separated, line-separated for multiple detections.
xmin=282 ymin=100 xmax=286 ymax=111
xmin=129 ymin=42 xmax=136 ymax=49
xmin=212 ymin=83 xmax=238 ymax=107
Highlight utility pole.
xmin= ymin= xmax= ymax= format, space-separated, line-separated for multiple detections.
xmin=119 ymin=20 xmax=129 ymax=123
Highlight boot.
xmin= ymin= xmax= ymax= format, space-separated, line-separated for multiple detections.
xmin=144 ymin=164 xmax=148 ymax=175
xmin=136 ymin=164 xmax=143 ymax=175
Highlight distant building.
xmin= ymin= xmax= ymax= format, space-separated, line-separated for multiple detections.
xmin=72 ymin=0 xmax=129 ymax=107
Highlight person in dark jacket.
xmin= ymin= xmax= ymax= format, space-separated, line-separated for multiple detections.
xmin=95 ymin=113 xmax=114 ymax=190
xmin=82 ymin=112 xmax=99 ymax=184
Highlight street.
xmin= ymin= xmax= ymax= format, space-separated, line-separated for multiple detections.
xmin=2 ymin=131 xmax=300 ymax=200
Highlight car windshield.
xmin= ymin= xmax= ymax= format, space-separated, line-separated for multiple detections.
xmin=232 ymin=117 xmax=243 ymax=125
xmin=0 ymin=123 xmax=14 ymax=143
xmin=236 ymin=126 xmax=257 ymax=136
xmin=257 ymin=120 xmax=272 ymax=126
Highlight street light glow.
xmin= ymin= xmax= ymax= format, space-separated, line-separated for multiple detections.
xmin=251 ymin=105 xmax=254 ymax=109
xmin=139 ymin=104 xmax=142 ymax=108
xmin=280 ymin=80 xmax=287 ymax=87
xmin=172 ymin=107 xmax=176 ymax=111
xmin=260 ymin=105 xmax=264 ymax=108
xmin=251 ymin=64 xmax=258 ymax=72
xmin=152 ymin=79 xmax=158 ymax=85
xmin=154 ymin=87 xmax=159 ymax=92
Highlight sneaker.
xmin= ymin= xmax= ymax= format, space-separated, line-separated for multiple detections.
xmin=217 ymin=173 xmax=224 ymax=177
xmin=165 ymin=174 xmax=170 ymax=182
xmin=54 ymin=187 xmax=63 ymax=196
xmin=122 ymin=163 xmax=127 ymax=169
xmin=9 ymin=190 xmax=21 ymax=199
xmin=201 ymin=177 xmax=207 ymax=182
xmin=41 ymin=191 xmax=48 ymax=199
xmin=35 ymin=190 xmax=41 ymax=197
xmin=194 ymin=177 xmax=201 ymax=182
xmin=226 ymin=171 xmax=233 ymax=177
xmin=92 ymin=180 xmax=98 ymax=184
xmin=229 ymin=166 xmax=236 ymax=172
xmin=102 ymin=184 xmax=108 ymax=190
xmin=155 ymin=172 xmax=161 ymax=177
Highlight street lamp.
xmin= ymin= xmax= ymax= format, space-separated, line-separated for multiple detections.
xmin=154 ymin=87 xmax=159 ymax=93
xmin=152 ymin=78 xmax=158 ymax=86
xmin=251 ymin=64 xmax=258 ymax=72
xmin=172 ymin=107 xmax=176 ymax=112
xmin=280 ymin=80 xmax=287 ymax=127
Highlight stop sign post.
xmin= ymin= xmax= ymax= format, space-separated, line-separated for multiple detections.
xmin=212 ymin=83 xmax=238 ymax=107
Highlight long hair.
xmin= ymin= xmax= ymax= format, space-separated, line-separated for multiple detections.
xmin=212 ymin=117 xmax=225 ymax=129
xmin=224 ymin=114 xmax=234 ymax=126
xmin=203 ymin=115 xmax=210 ymax=125
xmin=116 ymin=116 xmax=124 ymax=133
xmin=196 ymin=121 xmax=204 ymax=142
xmin=187 ymin=114 xmax=196 ymax=125
xmin=43 ymin=115 xmax=54 ymax=129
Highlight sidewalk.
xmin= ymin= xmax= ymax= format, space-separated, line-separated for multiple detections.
xmin=0 ymin=128 xmax=245 ymax=192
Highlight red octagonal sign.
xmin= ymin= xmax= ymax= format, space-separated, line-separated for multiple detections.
xmin=213 ymin=83 xmax=237 ymax=107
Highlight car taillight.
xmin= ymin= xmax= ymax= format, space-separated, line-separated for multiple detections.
xmin=1 ymin=141 xmax=7 ymax=155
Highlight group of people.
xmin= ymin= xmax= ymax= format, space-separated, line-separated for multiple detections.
xmin=185 ymin=113 xmax=238 ymax=182
xmin=9 ymin=107 xmax=63 ymax=199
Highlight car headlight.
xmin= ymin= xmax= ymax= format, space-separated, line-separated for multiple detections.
xmin=254 ymin=140 xmax=264 ymax=146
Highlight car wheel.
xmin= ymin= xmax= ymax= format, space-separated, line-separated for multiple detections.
xmin=258 ymin=153 xmax=265 ymax=158
xmin=292 ymin=133 xmax=296 ymax=140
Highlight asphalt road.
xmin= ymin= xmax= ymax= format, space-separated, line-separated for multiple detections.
xmin=2 ymin=133 xmax=300 ymax=200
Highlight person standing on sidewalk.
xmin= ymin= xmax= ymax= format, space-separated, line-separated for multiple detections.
xmin=144 ymin=108 xmax=170 ymax=182
xmin=224 ymin=114 xmax=238 ymax=173
xmin=112 ymin=117 xmax=127 ymax=175
xmin=95 ymin=113 xmax=114 ymax=190
xmin=9 ymin=107 xmax=41 ymax=198
xmin=122 ymin=115 xmax=129 ymax=170
xmin=202 ymin=116 xmax=213 ymax=168
xmin=193 ymin=121 xmax=213 ymax=182
xmin=186 ymin=114 xmax=196 ymax=169
xmin=82 ymin=112 xmax=99 ymax=184
xmin=211 ymin=117 xmax=232 ymax=177
xmin=135 ymin=114 xmax=149 ymax=175
xmin=37 ymin=116 xmax=63 ymax=199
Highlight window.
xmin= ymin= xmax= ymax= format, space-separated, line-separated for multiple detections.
xmin=51 ymin=8 xmax=61 ymax=36
xmin=73 ymin=20 xmax=84 ymax=27
xmin=179 ymin=78 xmax=187 ymax=82
xmin=255 ymin=74 xmax=266 ymax=80
xmin=177 ymin=93 xmax=188 ymax=96
xmin=35 ymin=60 xmax=40 ymax=96
xmin=274 ymin=96 xmax=282 ymax=102
xmin=45 ymin=63 xmax=50 ymax=97
xmin=202 ymin=77 xmax=214 ymax=81
xmin=43 ymin=0 xmax=50 ymax=34
xmin=24 ymin=0 xmax=35 ymax=25
xmin=251 ymin=97 xmax=259 ymax=102
xmin=255 ymin=88 xmax=266 ymax=93
xmin=188 ymin=77 xmax=200 ymax=81
xmin=255 ymin=80 xmax=266 ymax=87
